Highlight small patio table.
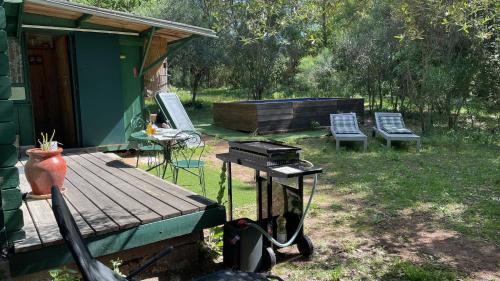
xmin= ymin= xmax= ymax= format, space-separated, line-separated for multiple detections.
xmin=130 ymin=129 xmax=189 ymax=178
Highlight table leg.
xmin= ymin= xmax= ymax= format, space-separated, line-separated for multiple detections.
xmin=162 ymin=144 xmax=174 ymax=179
xmin=267 ymin=175 xmax=273 ymax=248
xmin=146 ymin=156 xmax=166 ymax=172
xmin=257 ymin=170 xmax=262 ymax=221
xmin=227 ymin=162 xmax=233 ymax=221
xmin=298 ymin=176 xmax=304 ymax=240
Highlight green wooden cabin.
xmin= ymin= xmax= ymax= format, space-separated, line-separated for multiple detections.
xmin=3 ymin=0 xmax=216 ymax=150
xmin=0 ymin=0 xmax=224 ymax=278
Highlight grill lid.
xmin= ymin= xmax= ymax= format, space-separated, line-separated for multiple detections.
xmin=228 ymin=141 xmax=301 ymax=155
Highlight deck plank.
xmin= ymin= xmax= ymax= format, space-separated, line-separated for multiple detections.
xmin=63 ymin=180 xmax=119 ymax=235
xmin=79 ymin=153 xmax=199 ymax=215
xmin=91 ymin=152 xmax=216 ymax=209
xmin=16 ymin=161 xmax=30 ymax=194
xmin=18 ymin=160 xmax=93 ymax=244
xmin=13 ymin=151 xmax=222 ymax=254
xmin=64 ymin=166 xmax=140 ymax=230
xmin=14 ymin=203 xmax=42 ymax=253
xmin=65 ymin=155 xmax=159 ymax=224
xmin=46 ymin=194 xmax=94 ymax=238
xmin=73 ymin=154 xmax=181 ymax=219
xmin=25 ymin=199 xmax=61 ymax=246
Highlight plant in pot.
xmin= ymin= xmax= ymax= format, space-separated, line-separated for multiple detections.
xmin=25 ymin=131 xmax=66 ymax=197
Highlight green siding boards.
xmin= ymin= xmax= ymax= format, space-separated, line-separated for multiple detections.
xmin=3 ymin=208 xmax=23 ymax=232
xmin=13 ymin=104 xmax=35 ymax=146
xmin=1 ymin=0 xmax=23 ymax=247
xmin=120 ymin=44 xmax=143 ymax=140
xmin=0 ymin=7 xmax=5 ymax=29
xmin=7 ymin=229 xmax=25 ymax=243
xmin=0 ymin=121 xmax=15 ymax=144
xmin=0 ymin=144 xmax=17 ymax=167
xmin=0 ymin=76 xmax=11 ymax=99
xmin=0 ymin=30 xmax=6 ymax=51
xmin=3 ymin=3 xmax=21 ymax=36
xmin=73 ymin=32 xmax=125 ymax=147
xmin=0 ymin=167 xmax=19 ymax=189
xmin=0 ymin=99 xmax=13 ymax=121
xmin=0 ymin=52 xmax=8 ymax=76
xmin=1 ymin=188 xmax=21 ymax=210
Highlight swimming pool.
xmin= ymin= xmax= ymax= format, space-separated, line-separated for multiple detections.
xmin=213 ymin=97 xmax=364 ymax=134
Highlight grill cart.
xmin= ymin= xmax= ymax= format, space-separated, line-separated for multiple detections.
xmin=217 ymin=141 xmax=322 ymax=272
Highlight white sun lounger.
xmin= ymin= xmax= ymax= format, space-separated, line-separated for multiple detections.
xmin=330 ymin=113 xmax=367 ymax=151
xmin=373 ymin=112 xmax=421 ymax=151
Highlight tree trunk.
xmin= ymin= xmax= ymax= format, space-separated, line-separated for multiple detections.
xmin=191 ymin=72 xmax=202 ymax=104
xmin=255 ymin=86 xmax=264 ymax=100
xmin=419 ymin=105 xmax=425 ymax=133
xmin=366 ymin=80 xmax=373 ymax=113
xmin=378 ymin=73 xmax=383 ymax=110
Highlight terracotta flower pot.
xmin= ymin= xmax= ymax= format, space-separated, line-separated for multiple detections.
xmin=25 ymin=147 xmax=66 ymax=196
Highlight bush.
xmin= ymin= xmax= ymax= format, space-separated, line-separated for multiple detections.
xmin=295 ymin=48 xmax=336 ymax=96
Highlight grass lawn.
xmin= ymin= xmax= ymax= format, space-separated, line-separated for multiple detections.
xmin=141 ymin=161 xmax=256 ymax=207
xmin=140 ymin=88 xmax=499 ymax=280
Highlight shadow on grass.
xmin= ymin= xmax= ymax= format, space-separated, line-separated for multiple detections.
xmin=296 ymin=137 xmax=500 ymax=277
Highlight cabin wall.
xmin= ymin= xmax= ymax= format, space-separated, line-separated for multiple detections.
xmin=0 ymin=3 xmax=25 ymax=246
xmin=64 ymin=33 xmax=144 ymax=148
xmin=3 ymin=0 xmax=146 ymax=149
xmin=119 ymin=37 xmax=144 ymax=142
xmin=6 ymin=36 xmax=35 ymax=147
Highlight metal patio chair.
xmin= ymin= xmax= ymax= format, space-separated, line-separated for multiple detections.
xmin=171 ymin=131 xmax=206 ymax=196
xmin=372 ymin=112 xmax=421 ymax=150
xmin=51 ymin=186 xmax=271 ymax=281
xmin=330 ymin=113 xmax=367 ymax=151
xmin=129 ymin=115 xmax=163 ymax=174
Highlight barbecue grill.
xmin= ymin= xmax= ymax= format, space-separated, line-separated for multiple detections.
xmin=217 ymin=141 xmax=322 ymax=272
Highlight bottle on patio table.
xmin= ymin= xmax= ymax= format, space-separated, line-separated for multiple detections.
xmin=146 ymin=122 xmax=156 ymax=136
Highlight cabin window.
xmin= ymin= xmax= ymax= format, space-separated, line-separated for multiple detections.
xmin=8 ymin=38 xmax=26 ymax=100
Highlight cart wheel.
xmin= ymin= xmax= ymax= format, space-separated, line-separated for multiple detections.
xmin=297 ymin=235 xmax=314 ymax=258
xmin=262 ymin=247 xmax=276 ymax=271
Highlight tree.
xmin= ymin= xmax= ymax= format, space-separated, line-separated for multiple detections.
xmin=136 ymin=0 xmax=223 ymax=104
xmin=73 ymin=0 xmax=142 ymax=11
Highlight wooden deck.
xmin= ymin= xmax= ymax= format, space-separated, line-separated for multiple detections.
xmin=11 ymin=151 xmax=226 ymax=276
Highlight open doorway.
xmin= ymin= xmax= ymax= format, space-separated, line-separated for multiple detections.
xmin=26 ymin=33 xmax=78 ymax=148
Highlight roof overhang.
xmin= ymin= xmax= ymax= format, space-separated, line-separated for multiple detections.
xmin=8 ymin=0 xmax=217 ymax=42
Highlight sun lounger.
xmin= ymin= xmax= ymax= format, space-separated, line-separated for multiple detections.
xmin=372 ymin=112 xmax=421 ymax=150
xmin=330 ymin=113 xmax=367 ymax=151
xmin=155 ymin=92 xmax=196 ymax=132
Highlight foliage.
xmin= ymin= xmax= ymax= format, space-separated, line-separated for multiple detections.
xmin=295 ymin=48 xmax=337 ymax=96
xmin=216 ymin=162 xmax=227 ymax=205
xmin=383 ymin=261 xmax=457 ymax=281
xmin=110 ymin=258 xmax=125 ymax=277
xmin=38 ymin=130 xmax=56 ymax=151
xmin=136 ymin=1 xmax=223 ymax=103
xmin=76 ymin=0 xmax=498 ymax=132
xmin=73 ymin=0 xmax=141 ymax=12
xmin=48 ymin=260 xmax=124 ymax=281
xmin=49 ymin=267 xmax=79 ymax=281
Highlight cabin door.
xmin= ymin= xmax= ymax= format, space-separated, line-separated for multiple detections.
xmin=27 ymin=34 xmax=78 ymax=147
xmin=73 ymin=32 xmax=125 ymax=147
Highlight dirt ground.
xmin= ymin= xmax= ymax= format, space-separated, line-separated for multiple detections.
xmin=293 ymin=192 xmax=500 ymax=280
